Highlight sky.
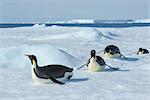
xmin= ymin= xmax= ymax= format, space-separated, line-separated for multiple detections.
xmin=0 ymin=0 xmax=150 ymax=22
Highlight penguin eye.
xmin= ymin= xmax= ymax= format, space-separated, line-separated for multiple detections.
xmin=105 ymin=49 xmax=109 ymax=52
xmin=29 ymin=56 xmax=34 ymax=60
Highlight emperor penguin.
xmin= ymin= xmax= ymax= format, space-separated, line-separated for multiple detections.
xmin=25 ymin=54 xmax=73 ymax=85
xmin=104 ymin=45 xmax=121 ymax=58
xmin=87 ymin=50 xmax=106 ymax=72
xmin=137 ymin=48 xmax=149 ymax=55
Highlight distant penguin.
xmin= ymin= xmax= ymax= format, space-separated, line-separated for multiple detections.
xmin=137 ymin=48 xmax=149 ymax=55
xmin=25 ymin=54 xmax=73 ymax=84
xmin=87 ymin=50 xmax=106 ymax=72
xmin=104 ymin=45 xmax=121 ymax=58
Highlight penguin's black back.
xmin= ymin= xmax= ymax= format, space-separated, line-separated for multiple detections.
xmin=105 ymin=45 xmax=120 ymax=53
xmin=36 ymin=65 xmax=73 ymax=78
xmin=143 ymin=49 xmax=149 ymax=53
xmin=87 ymin=56 xmax=106 ymax=67
xmin=96 ymin=56 xmax=106 ymax=66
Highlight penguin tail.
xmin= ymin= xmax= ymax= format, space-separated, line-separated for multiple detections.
xmin=70 ymin=68 xmax=74 ymax=72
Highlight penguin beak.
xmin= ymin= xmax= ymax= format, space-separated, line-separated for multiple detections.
xmin=24 ymin=54 xmax=30 ymax=57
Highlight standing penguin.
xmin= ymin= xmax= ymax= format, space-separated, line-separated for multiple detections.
xmin=137 ymin=48 xmax=149 ymax=55
xmin=87 ymin=50 xmax=106 ymax=72
xmin=25 ymin=54 xmax=73 ymax=85
xmin=104 ymin=45 xmax=121 ymax=58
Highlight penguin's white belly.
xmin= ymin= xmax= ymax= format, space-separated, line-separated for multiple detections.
xmin=104 ymin=53 xmax=120 ymax=58
xmin=88 ymin=61 xmax=105 ymax=72
xmin=57 ymin=72 xmax=73 ymax=82
xmin=31 ymin=69 xmax=73 ymax=84
xmin=137 ymin=51 xmax=143 ymax=55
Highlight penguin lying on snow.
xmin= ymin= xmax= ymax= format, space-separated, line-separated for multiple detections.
xmin=77 ymin=50 xmax=119 ymax=71
xmin=25 ymin=54 xmax=73 ymax=85
xmin=104 ymin=45 xmax=121 ymax=58
xmin=137 ymin=48 xmax=149 ymax=55
xmin=87 ymin=50 xmax=106 ymax=72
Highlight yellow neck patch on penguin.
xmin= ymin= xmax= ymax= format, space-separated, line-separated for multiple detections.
xmin=32 ymin=59 xmax=36 ymax=65
xmin=32 ymin=59 xmax=37 ymax=68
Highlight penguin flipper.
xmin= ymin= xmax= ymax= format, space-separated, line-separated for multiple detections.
xmin=47 ymin=75 xmax=65 ymax=85
xmin=96 ymin=56 xmax=106 ymax=66
xmin=145 ymin=49 xmax=149 ymax=53
xmin=42 ymin=73 xmax=65 ymax=85
xmin=33 ymin=68 xmax=65 ymax=85
xmin=87 ymin=59 xmax=90 ymax=67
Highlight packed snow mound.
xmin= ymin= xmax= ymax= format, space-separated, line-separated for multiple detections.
xmin=31 ymin=28 xmax=104 ymax=41
xmin=0 ymin=45 xmax=79 ymax=68
xmin=33 ymin=24 xmax=46 ymax=27
xmin=56 ymin=19 xmax=94 ymax=23
xmin=102 ymin=31 xmax=119 ymax=38
xmin=73 ymin=28 xmax=103 ymax=41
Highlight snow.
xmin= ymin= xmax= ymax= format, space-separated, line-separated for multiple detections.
xmin=29 ymin=28 xmax=104 ymax=41
xmin=55 ymin=19 xmax=150 ymax=24
xmin=56 ymin=19 xmax=94 ymax=23
xmin=134 ymin=19 xmax=150 ymax=23
xmin=0 ymin=45 xmax=78 ymax=68
xmin=0 ymin=25 xmax=150 ymax=100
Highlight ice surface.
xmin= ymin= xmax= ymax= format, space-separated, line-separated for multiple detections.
xmin=0 ymin=25 xmax=150 ymax=100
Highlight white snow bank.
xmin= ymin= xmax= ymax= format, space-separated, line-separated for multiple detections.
xmin=0 ymin=45 xmax=79 ymax=68
xmin=73 ymin=28 xmax=103 ymax=41
xmin=30 ymin=28 xmax=104 ymax=41
xmin=134 ymin=19 xmax=150 ymax=23
xmin=101 ymin=31 xmax=119 ymax=39
xmin=56 ymin=19 xmax=94 ymax=23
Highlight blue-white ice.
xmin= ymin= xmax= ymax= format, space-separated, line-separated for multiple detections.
xmin=0 ymin=25 xmax=150 ymax=100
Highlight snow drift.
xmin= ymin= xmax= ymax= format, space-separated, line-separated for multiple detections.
xmin=0 ymin=45 xmax=78 ymax=68
xmin=30 ymin=28 xmax=104 ymax=41
xmin=73 ymin=28 xmax=103 ymax=41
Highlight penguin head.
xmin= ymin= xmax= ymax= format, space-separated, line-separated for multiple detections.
xmin=105 ymin=48 xmax=110 ymax=53
xmin=91 ymin=50 xmax=96 ymax=58
xmin=25 ymin=54 xmax=37 ymax=65
xmin=139 ymin=48 xmax=143 ymax=52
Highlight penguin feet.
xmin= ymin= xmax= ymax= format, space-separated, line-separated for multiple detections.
xmin=67 ymin=75 xmax=73 ymax=80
